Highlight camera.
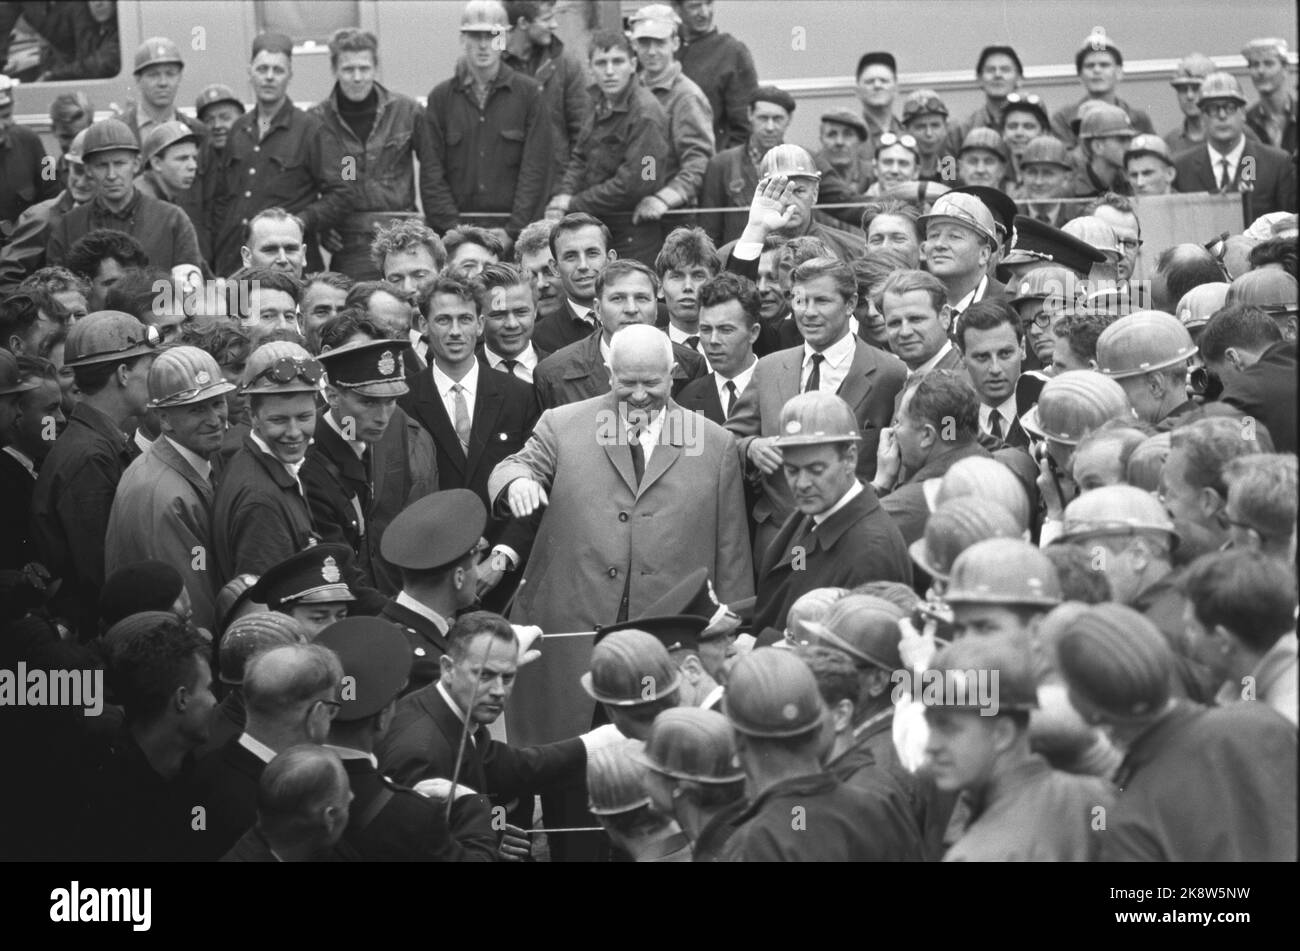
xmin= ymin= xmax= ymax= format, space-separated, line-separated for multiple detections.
xmin=1189 ymin=365 xmax=1223 ymax=401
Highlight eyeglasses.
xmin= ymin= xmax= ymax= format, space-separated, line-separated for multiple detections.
xmin=249 ymin=356 xmax=323 ymax=387
xmin=1201 ymin=101 xmax=1242 ymax=118
xmin=1025 ymin=307 xmax=1055 ymax=329
xmin=877 ymin=132 xmax=920 ymax=153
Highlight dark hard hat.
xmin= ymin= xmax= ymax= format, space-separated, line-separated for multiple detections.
xmin=632 ymin=707 xmax=745 ymax=783
xmin=1055 ymin=603 xmax=1173 ymax=722
xmin=134 ymin=36 xmax=184 ymax=74
xmin=724 ymin=648 xmax=825 ymax=738
xmin=64 ymin=311 xmax=160 ymax=368
xmin=81 ymin=118 xmax=141 ymax=159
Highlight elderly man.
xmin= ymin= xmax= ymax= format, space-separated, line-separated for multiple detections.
xmin=489 ymin=324 xmax=752 ymax=743
xmin=189 ymin=643 xmax=345 ymax=859
xmin=1095 ymin=311 xmax=1198 ymax=427
xmin=1057 ymin=603 xmax=1296 ymax=861
xmin=221 ymin=745 xmax=353 ymax=861
xmin=1222 ymin=453 xmax=1297 ymax=564
xmin=105 ymin=347 xmax=234 ymax=632
xmin=918 ymin=192 xmax=1007 ymax=316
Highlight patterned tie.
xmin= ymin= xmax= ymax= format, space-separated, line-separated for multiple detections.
xmin=724 ymin=380 xmax=738 ymax=417
xmin=501 ymin=358 xmax=520 ymax=379
xmin=988 ymin=411 xmax=1003 ymax=443
xmin=685 ymin=335 xmax=701 ymax=352
xmin=804 ymin=353 xmax=825 ymax=393
xmin=1218 ymin=158 xmax=1233 ymax=192
xmin=451 ymin=383 xmax=471 ymax=455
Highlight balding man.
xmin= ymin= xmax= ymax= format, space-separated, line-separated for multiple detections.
xmin=189 ymin=643 xmax=343 ymax=859
xmin=222 ymin=745 xmax=354 ymax=861
xmin=489 ymin=324 xmax=752 ymax=746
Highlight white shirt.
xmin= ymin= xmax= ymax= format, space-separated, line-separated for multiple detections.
xmin=813 ymin=479 xmax=864 ymax=526
xmin=567 ymin=299 xmax=597 ymax=326
xmin=667 ymin=323 xmax=702 ymax=350
xmin=699 ymin=683 xmax=725 ymax=710
xmin=237 ymin=732 xmax=278 ymax=764
xmin=325 ymin=744 xmax=379 ymax=768
xmin=803 ymin=330 xmax=856 ymax=394
xmin=249 ymin=431 xmax=306 ymax=495
xmin=408 ymin=328 xmax=428 ymax=363
xmin=2 ymin=445 xmax=36 ymax=479
xmin=432 ymin=360 xmax=479 ymax=431
xmin=323 ymin=409 xmax=366 ymax=459
xmin=162 ymin=434 xmax=213 ymax=483
xmin=394 ymin=591 xmax=450 ymax=635
xmin=436 ymin=681 xmax=477 ymax=747
xmin=1207 ymin=136 xmax=1248 ymax=190
xmin=623 ymin=408 xmax=665 ymax=468
xmin=950 ymin=275 xmax=990 ymax=319
xmin=715 ymin=358 xmax=757 ymax=415
xmin=483 ymin=343 xmax=539 ymax=383
xmin=979 ymin=393 xmax=1019 ymax=440
xmin=911 ymin=339 xmax=955 ymax=379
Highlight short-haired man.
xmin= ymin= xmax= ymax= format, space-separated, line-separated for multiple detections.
xmin=231 ymin=266 xmax=302 ymax=343
xmin=1163 ymin=53 xmax=1216 ymax=154
xmin=0 ymin=290 xmax=65 ymax=357
xmin=513 ymin=218 xmax=563 ymax=322
xmin=654 ymin=225 xmax=718 ymax=354
xmin=671 ymin=0 xmax=758 ymax=150
xmin=221 ymin=745 xmax=353 ymax=861
xmin=134 ymin=121 xmax=205 ymax=252
xmin=116 ymin=37 xmax=207 ymax=145
xmin=878 ymin=268 xmax=961 ymax=377
xmin=809 ymin=107 xmax=871 ymax=228
xmin=952 ymin=46 xmax=1025 ymax=145
xmin=1086 ymin=192 xmax=1143 ymax=283
xmin=533 ymin=258 xmax=706 ymax=409
xmin=370 ymin=218 xmax=446 ymax=361
xmin=1241 ymin=37 xmax=1297 ymax=154
xmin=300 ymin=271 xmax=353 ymax=352
xmin=1222 ymin=453 xmax=1297 ymax=564
xmin=675 ymin=271 xmax=760 ymax=424
xmin=1125 ymin=134 xmax=1177 ymax=197
xmin=1198 ymin=302 xmax=1296 ymax=453
xmin=210 ymin=33 xmax=350 ymax=277
xmin=1050 ymin=32 xmax=1155 ymax=148
xmin=344 ymin=280 xmax=417 ymax=346
xmin=1161 ymin=416 xmax=1266 ymax=557
xmin=531 ymin=213 xmax=612 ymax=353
xmin=191 ymin=643 xmax=345 ymax=859
xmin=1184 ymin=549 xmax=1297 ymax=726
xmin=240 ymin=208 xmax=307 ymax=279
xmin=699 ymin=85 xmax=796 ymax=246
xmin=32 ymin=312 xmax=159 ymax=638
xmin=80 ymin=612 xmax=216 ymax=859
xmin=727 ymin=255 xmax=906 ymax=563
xmin=475 ymin=261 xmax=548 ymax=382
xmin=1173 ymin=72 xmax=1297 ymax=220
xmin=311 ymin=28 xmax=428 ymax=281
xmin=443 ymin=225 xmax=504 ymax=280
xmin=47 ymin=90 xmax=94 ymax=189
xmin=955 ymin=297 xmax=1045 ymax=449
xmin=63 ymin=228 xmax=148 ymax=310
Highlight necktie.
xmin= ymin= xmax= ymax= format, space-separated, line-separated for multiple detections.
xmin=629 ymin=431 xmax=646 ymax=487
xmin=685 ymin=335 xmax=701 ymax=352
xmin=988 ymin=411 xmax=1003 ymax=443
xmin=724 ymin=380 xmax=738 ymax=417
xmin=501 ymin=358 xmax=520 ymax=378
xmin=1218 ymin=158 xmax=1232 ymax=192
xmin=451 ymin=383 xmax=471 ymax=455
xmin=804 ymin=353 xmax=824 ymax=393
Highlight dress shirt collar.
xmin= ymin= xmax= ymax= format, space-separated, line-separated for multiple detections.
xmin=914 ymin=339 xmax=955 ymax=376
xmin=436 ymin=681 xmax=468 ymax=724
xmin=813 ymin=479 xmax=864 ymax=526
xmin=2 ymin=445 xmax=36 ymax=477
xmin=666 ymin=323 xmax=699 ymax=347
xmin=324 ymin=744 xmax=379 ymax=768
xmin=717 ymin=357 xmax=757 ymax=398
xmin=568 ymin=299 xmax=596 ymax=324
xmin=485 ymin=342 xmax=538 ymax=370
xmin=237 ymin=732 xmax=278 ymax=764
xmin=952 ymin=275 xmax=989 ymax=316
xmin=162 ymin=434 xmax=213 ymax=482
xmin=394 ymin=591 xmax=450 ymax=633
xmin=804 ymin=328 xmax=856 ymax=368
xmin=249 ymin=431 xmax=306 ymax=482
xmin=1207 ymin=136 xmax=1247 ymax=178
xmin=432 ymin=359 xmax=478 ymax=399
xmin=978 ymin=392 xmax=1019 ymax=434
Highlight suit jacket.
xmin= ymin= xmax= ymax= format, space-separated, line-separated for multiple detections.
xmin=881 ymin=442 xmax=992 ymax=547
xmin=531 ymin=298 xmax=600 ymax=354
xmin=188 ymin=737 xmax=268 ymax=860
xmin=753 ymin=486 xmax=912 ymax=636
xmin=974 ymin=372 xmax=1046 ymax=453
xmin=893 ymin=345 xmax=966 ymax=417
xmin=533 ymin=329 xmax=708 ymax=411
xmin=104 ymin=436 xmax=219 ymax=631
xmin=376 ymin=682 xmax=587 ymax=805
xmin=0 ymin=450 xmax=38 ymax=571
xmin=1219 ymin=341 xmax=1296 ymax=454
xmin=400 ymin=362 xmax=540 ymax=557
xmin=726 ymin=338 xmax=908 ymax=531
xmin=1173 ymin=138 xmax=1298 ymax=219
xmin=379 ymin=597 xmax=451 ymax=696
xmin=487 ymin=393 xmax=754 ymax=744
xmin=675 ymin=371 xmax=727 ymax=425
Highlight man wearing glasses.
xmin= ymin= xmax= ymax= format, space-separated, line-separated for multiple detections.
xmin=1087 ymin=193 xmax=1144 ymax=283
xmin=1173 ymin=72 xmax=1297 ymax=220
xmin=213 ymin=341 xmax=323 ymax=581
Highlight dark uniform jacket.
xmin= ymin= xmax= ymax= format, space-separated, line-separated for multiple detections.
xmin=301 ymin=418 xmax=386 ymax=598
xmin=31 ymin=402 xmax=136 ymax=638
xmin=1245 ymin=98 xmax=1298 ymax=155
xmin=337 ymin=753 xmax=497 ymax=861
xmin=118 ymin=104 xmax=210 ymax=260
xmin=692 ymin=796 xmax=749 ymax=862
xmin=533 ymin=329 xmax=707 ymax=411
xmin=726 ymin=771 xmax=924 ymax=862
xmin=210 ymin=98 xmax=351 ymax=276
xmin=379 ymin=597 xmax=450 ymax=697
xmin=1172 ymin=137 xmax=1298 ymax=219
xmin=531 ymin=299 xmax=599 ymax=354
xmin=188 ymin=736 xmax=268 ymax=860
xmin=420 ymin=62 xmax=551 ymax=236
xmin=0 ymin=449 xmax=38 ymax=570
xmin=1219 ymin=340 xmax=1296 ymax=453
xmin=368 ymin=405 xmax=440 ymax=594
xmin=376 ymin=681 xmax=586 ymax=807
xmin=753 ymin=485 xmax=912 ymax=638
xmin=675 ymin=371 xmax=729 ymax=425
xmin=211 ymin=433 xmax=317 ymax=582
xmin=676 ymin=28 xmax=758 ymax=150
xmin=133 ymin=170 xmax=210 ymax=267
xmin=698 ymin=143 xmax=761 ymax=247
xmin=47 ymin=189 xmax=203 ymax=272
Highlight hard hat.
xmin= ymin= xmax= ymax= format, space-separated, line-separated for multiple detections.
xmin=66 ymin=129 xmax=89 ymax=167
xmin=1242 ymin=38 xmax=1290 ymax=60
xmin=581 ymin=629 xmax=681 ymax=706
xmin=1170 ymin=53 xmax=1216 ymax=86
xmin=918 ymin=191 xmax=1000 ymax=247
xmin=315 ymin=617 xmax=413 ymax=721
xmin=217 ymin=612 xmax=305 ymax=684
xmin=147 ymin=345 xmax=236 ymax=408
xmin=1175 ymin=282 xmax=1230 ymax=331
xmin=1055 ymin=603 xmax=1173 ymax=722
xmin=1095 ymin=311 xmax=1197 ymax=379
xmin=240 ymin=341 xmax=323 ymax=395
xmin=1020 ymin=136 xmax=1073 ymax=170
xmin=724 ymin=648 xmax=825 ymax=738
xmin=80 ymin=118 xmax=141 ymax=159
xmin=759 ymin=143 xmax=821 ymax=181
xmin=909 ymin=497 xmax=1022 ymax=582
xmin=216 ymin=573 xmax=262 ymax=632
xmin=808 ymin=594 xmax=905 ymax=672
xmin=1226 ymin=268 xmax=1298 ymax=315
xmin=784 ymin=587 xmax=850 ymax=642
xmin=1077 ymin=102 xmax=1136 ymax=140
xmin=924 ymin=633 xmax=1039 ymax=713
xmin=772 ymin=391 xmax=861 ymax=447
xmin=1124 ymin=133 xmax=1174 ymax=167
xmin=1062 ymin=215 xmax=1122 ymax=263
xmin=460 ymin=0 xmax=509 ymax=32
xmin=958 ymin=127 xmax=1010 ymax=163
xmin=587 ymin=740 xmax=653 ymax=815
xmin=1009 ymin=264 xmax=1081 ymax=308
xmin=195 ymin=83 xmax=246 ymax=118
xmin=140 ymin=119 xmax=199 ymax=165
xmin=1019 ymin=370 xmax=1133 ymax=445
xmin=631 ymin=707 xmax=745 ymax=783
xmin=902 ymin=89 xmax=949 ymax=123
xmin=943 ymin=538 xmax=1063 ymax=608
xmin=1057 ymin=484 xmax=1180 ymax=546
xmin=934 ymin=456 xmax=1031 ymax=531
xmin=133 ymin=36 xmax=184 ymax=75
xmin=0 ymin=350 xmax=38 ymax=397
xmin=1196 ymin=71 xmax=1249 ymax=108
xmin=64 ymin=311 xmax=160 ymax=368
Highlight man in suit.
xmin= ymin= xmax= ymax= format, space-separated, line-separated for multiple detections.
xmin=530 ymin=213 xmax=612 ymax=353
xmin=534 ymin=259 xmax=707 ymax=410
xmin=880 ymin=268 xmax=965 ymax=383
xmin=919 ymin=192 xmax=1008 ymax=316
xmin=490 ymin=324 xmax=753 ymax=745
xmin=1173 ymin=72 xmax=1297 ymax=221
xmin=188 ymin=642 xmax=343 ymax=860
xmin=378 ymin=489 xmax=488 ymax=696
xmin=675 ymin=271 xmax=760 ymax=425
xmin=752 ymin=391 xmax=911 ymax=638
xmin=726 ymin=256 xmax=908 ymax=565
xmin=221 ymin=745 xmax=354 ymax=862
xmin=401 ymin=273 xmax=539 ymax=610
xmin=475 ymin=262 xmax=549 ymax=383
xmin=955 ymin=298 xmax=1046 ymax=451
xmin=1198 ymin=302 xmax=1296 ymax=455
xmin=655 ymin=226 xmax=718 ymax=356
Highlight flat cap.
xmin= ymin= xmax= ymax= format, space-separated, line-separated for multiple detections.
xmin=0 ymin=349 xmax=39 ymax=397
xmin=380 ymin=489 xmax=485 ymax=572
xmin=315 ymin=617 xmax=413 ymax=721
xmin=820 ymin=107 xmax=868 ymax=140
xmin=856 ymin=51 xmax=897 ymax=78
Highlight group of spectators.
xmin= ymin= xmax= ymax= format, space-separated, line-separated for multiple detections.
xmin=0 ymin=1 xmax=1296 ymax=863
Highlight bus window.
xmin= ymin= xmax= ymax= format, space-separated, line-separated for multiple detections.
xmin=2 ymin=0 xmax=121 ymax=83
xmin=254 ymin=0 xmax=360 ymax=45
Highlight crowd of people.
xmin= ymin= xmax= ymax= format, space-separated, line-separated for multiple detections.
xmin=0 ymin=0 xmax=1296 ymax=863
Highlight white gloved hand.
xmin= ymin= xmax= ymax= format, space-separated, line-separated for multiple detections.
xmin=413 ymin=777 xmax=480 ymax=801
xmin=511 ymin=624 xmax=543 ymax=666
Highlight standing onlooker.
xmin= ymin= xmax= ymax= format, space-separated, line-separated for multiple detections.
xmin=699 ymin=86 xmax=795 ymax=247
xmin=1242 ymin=37 xmax=1297 ymax=155
xmin=671 ymin=0 xmax=757 ymax=150
xmin=1050 ymin=31 xmax=1155 ymax=149
xmin=1163 ymin=54 xmax=1217 ymax=155
xmin=0 ymin=74 xmax=59 ymax=236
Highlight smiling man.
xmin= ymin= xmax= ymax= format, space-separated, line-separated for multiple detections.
xmin=530 ymin=213 xmax=612 ymax=353
xmin=918 ymin=191 xmax=1006 ymax=314
xmin=878 ymin=268 xmax=960 ymax=377
xmin=233 ymin=266 xmax=302 ymax=343
xmin=106 ymin=346 xmax=234 ymax=632
xmin=475 ymin=262 xmax=546 ymax=382
xmin=212 ymin=341 xmax=322 ymax=580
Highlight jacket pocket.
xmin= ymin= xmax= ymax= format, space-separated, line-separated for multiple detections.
xmin=499 ymin=128 xmax=526 ymax=168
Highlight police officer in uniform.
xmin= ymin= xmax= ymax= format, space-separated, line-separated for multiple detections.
xmin=248 ymin=543 xmax=360 ymax=639
xmin=316 ymin=617 xmax=497 ymax=861
xmin=378 ymin=488 xmax=486 ymax=693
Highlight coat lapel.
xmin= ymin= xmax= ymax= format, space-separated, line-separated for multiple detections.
xmin=466 ymin=369 xmax=505 ymax=477
xmin=152 ymin=436 xmax=213 ymax=504
xmin=837 ymin=339 xmax=880 ymax=413
xmin=410 ymin=371 xmax=466 ymax=478
xmin=637 ymin=405 xmax=687 ymax=496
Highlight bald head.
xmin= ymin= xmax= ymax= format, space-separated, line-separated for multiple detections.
xmin=608 ymin=325 xmax=676 ymax=421
xmin=244 ymin=643 xmax=343 ymax=736
xmin=609 ymin=324 xmax=673 ymax=372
